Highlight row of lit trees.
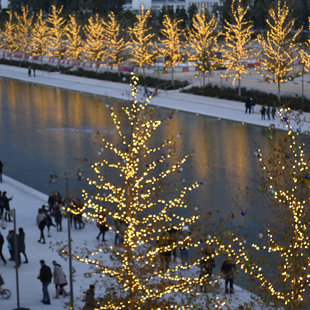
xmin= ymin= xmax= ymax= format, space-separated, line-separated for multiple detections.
xmin=1 ymin=2 xmax=310 ymax=93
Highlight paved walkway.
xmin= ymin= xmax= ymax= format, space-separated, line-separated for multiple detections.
xmin=0 ymin=64 xmax=309 ymax=132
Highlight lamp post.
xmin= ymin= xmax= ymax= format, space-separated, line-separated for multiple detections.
xmin=48 ymin=169 xmax=83 ymax=310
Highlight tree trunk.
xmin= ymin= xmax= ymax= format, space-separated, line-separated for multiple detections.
xmin=238 ymin=78 xmax=241 ymax=97
xmin=171 ymin=67 xmax=175 ymax=88
xmin=277 ymin=81 xmax=281 ymax=104
xmin=203 ymin=71 xmax=206 ymax=88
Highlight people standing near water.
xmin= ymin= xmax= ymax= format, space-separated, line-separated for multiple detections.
xmin=221 ymin=256 xmax=236 ymax=294
xmin=0 ymin=231 xmax=6 ymax=264
xmin=271 ymin=106 xmax=276 ymax=120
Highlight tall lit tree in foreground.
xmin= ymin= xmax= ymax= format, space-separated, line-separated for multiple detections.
xmin=256 ymin=0 xmax=301 ymax=103
xmin=128 ymin=6 xmax=156 ymax=76
xmin=221 ymin=0 xmax=254 ymax=96
xmin=70 ymin=74 xmax=214 ymax=309
xmin=187 ymin=10 xmax=220 ymax=87
xmin=159 ymin=15 xmax=184 ymax=87
xmin=208 ymin=109 xmax=310 ymax=309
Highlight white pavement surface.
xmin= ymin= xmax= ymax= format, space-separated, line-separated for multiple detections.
xmin=0 ymin=175 xmax=270 ymax=310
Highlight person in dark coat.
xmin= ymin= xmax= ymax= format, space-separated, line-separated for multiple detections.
xmin=2 ymin=191 xmax=13 ymax=222
xmin=245 ymin=98 xmax=251 ymax=114
xmin=6 ymin=230 xmax=14 ymax=261
xmin=37 ymin=259 xmax=52 ymax=304
xmin=45 ymin=212 xmax=56 ymax=237
xmin=271 ymin=106 xmax=276 ymax=120
xmin=18 ymin=227 xmax=28 ymax=263
xmin=28 ymin=66 xmax=31 ymax=77
xmin=96 ymin=214 xmax=108 ymax=242
xmin=260 ymin=105 xmax=266 ymax=120
xmin=0 ymin=160 xmax=3 ymax=183
xmin=83 ymin=284 xmax=96 ymax=310
xmin=37 ymin=209 xmax=46 ymax=244
xmin=221 ymin=257 xmax=236 ymax=294
xmin=266 ymin=105 xmax=271 ymax=120
xmin=54 ymin=205 xmax=63 ymax=232
xmin=0 ymin=231 xmax=6 ymax=264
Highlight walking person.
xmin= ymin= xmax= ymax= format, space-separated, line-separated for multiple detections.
xmin=0 ymin=231 xmax=6 ymax=264
xmin=266 ymin=105 xmax=271 ymax=120
xmin=221 ymin=256 xmax=236 ymax=294
xmin=271 ymin=106 xmax=276 ymax=120
xmin=260 ymin=105 xmax=266 ymax=120
xmin=2 ymin=191 xmax=13 ymax=222
xmin=37 ymin=259 xmax=52 ymax=305
xmin=52 ymin=260 xmax=68 ymax=298
xmin=37 ymin=208 xmax=46 ymax=244
xmin=28 ymin=66 xmax=31 ymax=77
xmin=83 ymin=284 xmax=96 ymax=310
xmin=54 ymin=205 xmax=63 ymax=232
xmin=33 ymin=66 xmax=36 ymax=77
xmin=18 ymin=228 xmax=28 ymax=263
xmin=0 ymin=160 xmax=3 ymax=183
xmin=96 ymin=214 xmax=108 ymax=242
xmin=45 ymin=212 xmax=56 ymax=237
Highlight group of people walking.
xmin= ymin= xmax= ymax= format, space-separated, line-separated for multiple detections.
xmin=245 ymin=97 xmax=276 ymax=120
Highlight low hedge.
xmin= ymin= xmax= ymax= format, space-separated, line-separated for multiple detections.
xmin=183 ymin=84 xmax=310 ymax=112
xmin=0 ymin=58 xmax=188 ymax=90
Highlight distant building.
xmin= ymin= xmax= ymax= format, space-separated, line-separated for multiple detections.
xmin=1 ymin=0 xmax=9 ymax=9
xmin=123 ymin=0 xmax=219 ymax=12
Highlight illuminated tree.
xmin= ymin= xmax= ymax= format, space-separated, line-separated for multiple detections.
xmin=101 ymin=11 xmax=126 ymax=71
xmin=70 ymin=74 xmax=213 ymax=309
xmin=46 ymin=5 xmax=66 ymax=61
xmin=83 ymin=14 xmax=106 ymax=71
xmin=221 ymin=0 xmax=254 ymax=96
xmin=300 ymin=18 xmax=310 ymax=72
xmin=128 ymin=6 xmax=156 ymax=76
xmin=1 ymin=11 xmax=17 ymax=54
xmin=256 ymin=0 xmax=301 ymax=103
xmin=14 ymin=6 xmax=34 ymax=59
xmin=65 ymin=14 xmax=83 ymax=61
xmin=187 ymin=10 xmax=220 ymax=87
xmin=209 ymin=109 xmax=310 ymax=309
xmin=31 ymin=10 xmax=49 ymax=59
xmin=159 ymin=15 xmax=184 ymax=87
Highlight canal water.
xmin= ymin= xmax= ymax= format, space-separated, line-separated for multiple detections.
xmin=0 ymin=77 xmax=289 ymax=292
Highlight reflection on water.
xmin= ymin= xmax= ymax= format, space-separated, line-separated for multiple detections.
xmin=0 ymin=77 xmax=289 ymax=289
